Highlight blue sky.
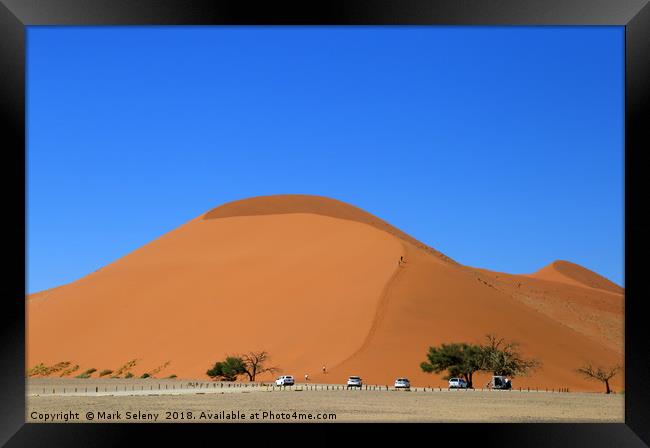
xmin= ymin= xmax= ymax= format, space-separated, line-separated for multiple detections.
xmin=27 ymin=26 xmax=624 ymax=293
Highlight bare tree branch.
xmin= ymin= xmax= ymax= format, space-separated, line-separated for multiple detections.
xmin=240 ymin=351 xmax=280 ymax=381
xmin=576 ymin=362 xmax=620 ymax=394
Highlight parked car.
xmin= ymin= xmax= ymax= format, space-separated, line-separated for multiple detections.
xmin=347 ymin=376 xmax=362 ymax=388
xmin=394 ymin=378 xmax=410 ymax=389
xmin=448 ymin=378 xmax=468 ymax=389
xmin=275 ymin=375 xmax=294 ymax=386
xmin=490 ymin=375 xmax=512 ymax=390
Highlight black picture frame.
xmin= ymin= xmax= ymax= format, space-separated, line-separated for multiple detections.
xmin=1 ymin=0 xmax=648 ymax=446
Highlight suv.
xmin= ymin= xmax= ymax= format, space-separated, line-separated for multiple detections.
xmin=491 ymin=375 xmax=512 ymax=390
xmin=394 ymin=378 xmax=410 ymax=389
xmin=448 ymin=378 xmax=468 ymax=389
xmin=347 ymin=376 xmax=362 ymax=389
xmin=275 ymin=375 xmax=294 ymax=386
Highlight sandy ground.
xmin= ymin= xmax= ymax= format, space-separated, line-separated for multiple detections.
xmin=27 ymin=384 xmax=623 ymax=423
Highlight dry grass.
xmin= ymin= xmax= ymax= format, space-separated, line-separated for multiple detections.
xmin=28 ymin=362 xmax=71 ymax=377
xmin=111 ymin=359 xmax=138 ymax=378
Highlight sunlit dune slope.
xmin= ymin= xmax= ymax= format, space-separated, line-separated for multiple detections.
xmin=530 ymin=260 xmax=623 ymax=294
xmin=27 ymin=195 xmax=623 ymax=391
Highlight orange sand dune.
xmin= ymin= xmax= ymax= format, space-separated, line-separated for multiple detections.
xmin=27 ymin=195 xmax=624 ymax=391
xmin=529 ymin=260 xmax=624 ymax=294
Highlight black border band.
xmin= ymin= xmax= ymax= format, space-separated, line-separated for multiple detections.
xmin=2 ymin=0 xmax=648 ymax=446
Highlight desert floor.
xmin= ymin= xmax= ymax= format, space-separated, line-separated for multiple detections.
xmin=27 ymin=379 xmax=623 ymax=423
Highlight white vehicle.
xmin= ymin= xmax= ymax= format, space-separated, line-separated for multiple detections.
xmin=275 ymin=375 xmax=294 ymax=386
xmin=448 ymin=378 xmax=468 ymax=389
xmin=394 ymin=378 xmax=410 ymax=389
xmin=347 ymin=376 xmax=362 ymax=388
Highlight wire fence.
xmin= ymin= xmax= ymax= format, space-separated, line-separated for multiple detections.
xmin=29 ymin=381 xmax=571 ymax=396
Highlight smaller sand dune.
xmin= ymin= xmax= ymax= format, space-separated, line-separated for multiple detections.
xmin=529 ymin=260 xmax=623 ymax=294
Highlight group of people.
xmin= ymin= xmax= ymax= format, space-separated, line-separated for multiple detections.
xmin=304 ymin=365 xmax=327 ymax=382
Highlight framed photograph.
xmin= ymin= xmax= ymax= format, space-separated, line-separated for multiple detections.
xmin=1 ymin=0 xmax=648 ymax=445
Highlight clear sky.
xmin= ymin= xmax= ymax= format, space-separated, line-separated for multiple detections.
xmin=27 ymin=26 xmax=624 ymax=293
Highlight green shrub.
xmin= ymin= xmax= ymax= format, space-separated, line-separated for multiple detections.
xmin=99 ymin=369 xmax=113 ymax=377
xmin=140 ymin=373 xmax=151 ymax=379
xmin=60 ymin=365 xmax=79 ymax=377
xmin=124 ymin=372 xmax=134 ymax=379
xmin=29 ymin=361 xmax=72 ymax=377
xmin=207 ymin=356 xmax=246 ymax=381
xmin=111 ymin=359 xmax=139 ymax=378
xmin=167 ymin=374 xmax=177 ymax=379
xmin=76 ymin=368 xmax=97 ymax=378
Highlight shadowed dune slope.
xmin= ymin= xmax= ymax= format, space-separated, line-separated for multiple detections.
xmin=28 ymin=195 xmax=623 ymax=391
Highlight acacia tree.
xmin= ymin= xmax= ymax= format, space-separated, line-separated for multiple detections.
xmin=478 ymin=334 xmax=541 ymax=378
xmin=421 ymin=335 xmax=541 ymax=388
xmin=240 ymin=351 xmax=279 ymax=381
xmin=206 ymin=356 xmax=246 ymax=381
xmin=207 ymin=351 xmax=280 ymax=382
xmin=576 ymin=363 xmax=620 ymax=394
xmin=420 ymin=343 xmax=482 ymax=388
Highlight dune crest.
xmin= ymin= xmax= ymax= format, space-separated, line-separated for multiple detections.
xmin=28 ymin=195 xmax=623 ymax=391
xmin=204 ymin=194 xmax=456 ymax=265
